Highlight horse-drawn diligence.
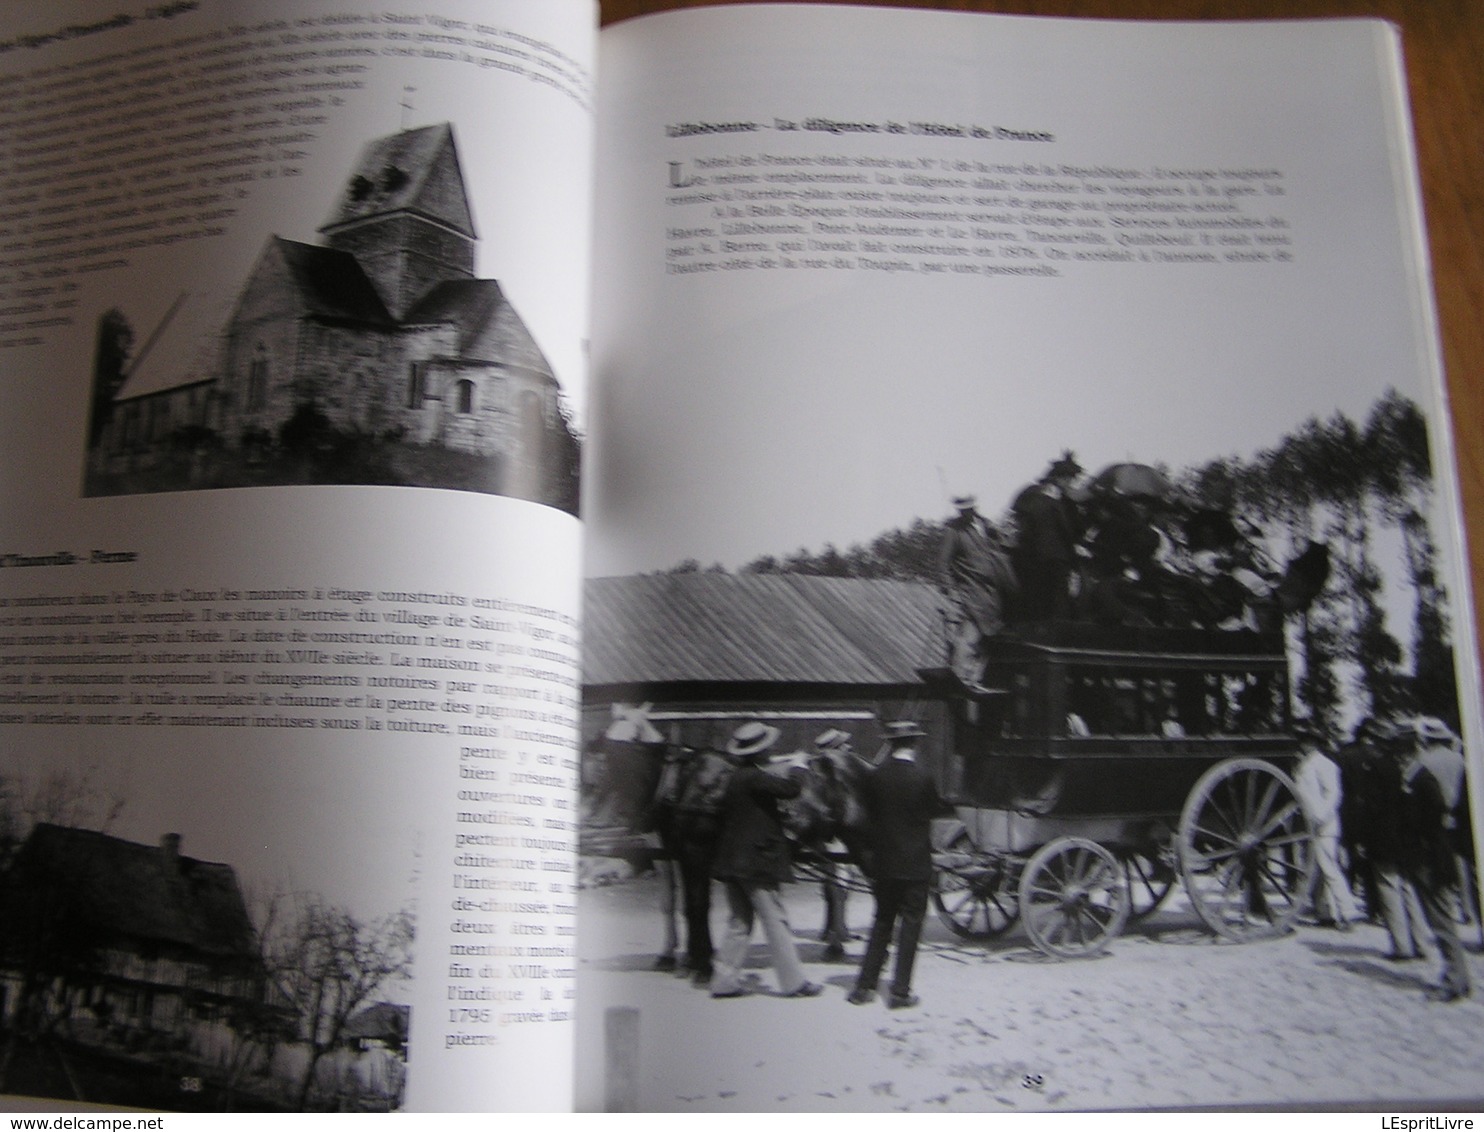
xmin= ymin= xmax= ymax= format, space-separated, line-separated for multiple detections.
xmin=927 ymin=620 xmax=1316 ymax=958
xmin=581 ymin=566 xmax=1318 ymax=965
xmin=582 ymin=619 xmax=1316 ymax=964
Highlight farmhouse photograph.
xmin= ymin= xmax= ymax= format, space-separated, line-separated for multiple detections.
xmin=0 ymin=820 xmax=413 ymax=1112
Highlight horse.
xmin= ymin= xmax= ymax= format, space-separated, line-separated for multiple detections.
xmin=586 ymin=718 xmax=878 ymax=975
xmin=777 ymin=744 xmax=877 ymax=961
xmin=650 ymin=743 xmax=735 ymax=983
xmin=583 ymin=705 xmax=689 ymax=969
xmin=583 ymin=728 xmax=705 ymax=982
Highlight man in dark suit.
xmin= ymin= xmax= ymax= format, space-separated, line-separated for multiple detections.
xmin=1389 ymin=717 xmax=1473 ymax=1003
xmin=848 ymin=720 xmax=949 ymax=1009
xmin=1010 ymin=451 xmax=1083 ymax=623
xmin=709 ymin=720 xmax=823 ymax=999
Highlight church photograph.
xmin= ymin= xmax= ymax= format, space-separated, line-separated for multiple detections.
xmin=82 ymin=123 xmax=581 ymax=517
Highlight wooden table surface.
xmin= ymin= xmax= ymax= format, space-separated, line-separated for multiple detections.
xmin=600 ymin=0 xmax=1484 ymax=679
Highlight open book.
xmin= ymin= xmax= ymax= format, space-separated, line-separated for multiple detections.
xmin=1 ymin=0 xmax=1480 ymax=1114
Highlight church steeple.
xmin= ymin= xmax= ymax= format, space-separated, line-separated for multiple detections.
xmin=319 ymin=123 xmax=476 ymax=320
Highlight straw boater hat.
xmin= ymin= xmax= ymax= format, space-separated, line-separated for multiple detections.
xmin=727 ymin=720 xmax=781 ymax=759
xmin=885 ymin=720 xmax=927 ymax=743
xmin=1411 ymin=715 xmax=1458 ymax=746
xmin=814 ymin=728 xmax=851 ymax=750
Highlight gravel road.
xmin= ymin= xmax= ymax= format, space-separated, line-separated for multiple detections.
xmin=575 ymin=868 xmax=1484 ymax=1113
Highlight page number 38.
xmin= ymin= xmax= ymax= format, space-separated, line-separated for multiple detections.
xmin=1022 ymin=1073 xmax=1045 ymax=1091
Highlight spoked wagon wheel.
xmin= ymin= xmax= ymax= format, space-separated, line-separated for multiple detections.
xmin=931 ymin=831 xmax=1018 ymax=940
xmin=1018 ymin=836 xmax=1130 ymax=958
xmin=1177 ymin=758 xmax=1316 ymax=942
xmin=1121 ymin=849 xmax=1177 ymax=922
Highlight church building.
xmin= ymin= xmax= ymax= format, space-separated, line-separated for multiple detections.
xmin=92 ymin=123 xmax=570 ymax=504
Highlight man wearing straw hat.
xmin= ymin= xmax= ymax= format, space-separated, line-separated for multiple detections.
xmin=709 ymin=720 xmax=823 ymax=999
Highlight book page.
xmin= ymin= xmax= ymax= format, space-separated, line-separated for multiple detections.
xmin=0 ymin=0 xmax=593 ymax=1112
xmin=579 ymin=5 xmax=1483 ymax=1112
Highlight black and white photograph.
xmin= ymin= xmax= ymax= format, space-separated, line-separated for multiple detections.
xmin=0 ymin=747 xmax=419 ymax=1113
xmin=574 ymin=7 xmax=1484 ymax=1111
xmin=576 ymin=411 xmax=1482 ymax=1110
xmin=80 ymin=120 xmax=581 ymax=515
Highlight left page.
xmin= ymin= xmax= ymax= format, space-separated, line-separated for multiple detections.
xmin=0 ymin=0 xmax=592 ymax=1112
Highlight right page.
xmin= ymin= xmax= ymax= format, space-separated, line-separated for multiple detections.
xmin=579 ymin=4 xmax=1483 ymax=1113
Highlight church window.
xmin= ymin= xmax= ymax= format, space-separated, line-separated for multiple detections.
xmin=119 ymin=405 xmax=139 ymax=451
xmin=408 ymin=362 xmax=426 ymax=408
xmin=247 ymin=346 xmax=269 ymax=412
xmin=455 ymin=379 xmax=475 ymax=415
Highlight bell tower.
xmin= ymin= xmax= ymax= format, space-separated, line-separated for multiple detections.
xmin=319 ymin=123 xmax=477 ymax=320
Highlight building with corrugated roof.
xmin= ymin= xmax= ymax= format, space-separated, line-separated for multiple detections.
xmin=582 ymin=572 xmax=959 ymax=780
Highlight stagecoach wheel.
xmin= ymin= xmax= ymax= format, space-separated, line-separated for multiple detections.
xmin=1177 ymin=758 xmax=1316 ymax=942
xmin=1121 ymin=850 xmax=1177 ymax=922
xmin=1018 ymin=837 xmax=1131 ymax=959
xmin=931 ymin=833 xmax=1018 ymax=940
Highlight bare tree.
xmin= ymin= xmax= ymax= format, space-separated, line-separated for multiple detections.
xmin=0 ymin=764 xmax=127 ymax=1064
xmin=0 ymin=764 xmax=125 ymax=862
xmin=265 ymin=897 xmax=413 ymax=1111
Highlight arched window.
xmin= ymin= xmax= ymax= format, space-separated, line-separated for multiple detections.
xmin=455 ymin=379 xmax=475 ymax=415
xmin=247 ymin=345 xmax=269 ymax=412
xmin=407 ymin=362 xmax=425 ymax=409
xmin=118 ymin=405 xmax=139 ymax=451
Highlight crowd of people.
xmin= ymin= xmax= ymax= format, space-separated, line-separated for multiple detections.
xmin=643 ymin=709 xmax=1475 ymax=1009
xmin=939 ymin=452 xmax=1319 ymax=692
xmin=686 ymin=719 xmax=949 ymax=1010
xmin=1327 ymin=713 xmax=1476 ymax=1003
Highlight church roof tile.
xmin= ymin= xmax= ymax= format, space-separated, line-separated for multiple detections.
xmin=273 ymin=238 xmax=394 ymax=325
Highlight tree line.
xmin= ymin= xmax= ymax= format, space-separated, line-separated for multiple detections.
xmin=664 ymin=389 xmax=1459 ymax=731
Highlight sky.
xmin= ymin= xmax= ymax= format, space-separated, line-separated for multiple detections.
xmin=583 ymin=11 xmax=1453 ymax=586
xmin=586 ymin=262 xmax=1427 ymax=575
